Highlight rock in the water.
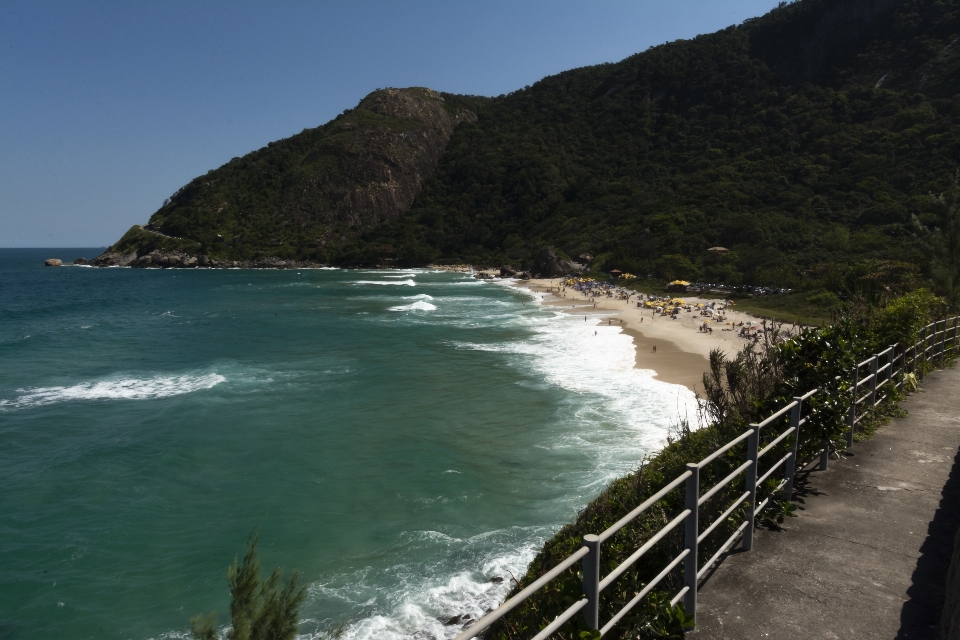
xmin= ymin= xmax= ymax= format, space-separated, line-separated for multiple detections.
xmin=442 ymin=613 xmax=474 ymax=626
xmin=44 ymin=258 xmax=62 ymax=267
xmin=499 ymin=265 xmax=518 ymax=277
xmin=73 ymin=257 xmax=88 ymax=265
xmin=530 ymin=247 xmax=573 ymax=278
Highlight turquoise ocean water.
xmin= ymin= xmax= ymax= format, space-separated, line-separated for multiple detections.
xmin=0 ymin=249 xmax=695 ymax=640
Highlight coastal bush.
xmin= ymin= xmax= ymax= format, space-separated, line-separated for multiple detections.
xmin=190 ymin=534 xmax=307 ymax=640
xmin=487 ymin=292 xmax=951 ymax=639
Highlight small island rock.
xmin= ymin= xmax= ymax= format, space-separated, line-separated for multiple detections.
xmin=44 ymin=259 xmax=62 ymax=267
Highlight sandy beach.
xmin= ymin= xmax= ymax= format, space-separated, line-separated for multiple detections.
xmin=518 ymin=278 xmax=783 ymax=393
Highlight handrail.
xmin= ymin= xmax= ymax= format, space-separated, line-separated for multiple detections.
xmin=530 ymin=600 xmax=588 ymax=640
xmin=598 ymin=471 xmax=691 ymax=542
xmin=698 ymin=491 xmax=750 ymax=544
xmin=451 ymin=315 xmax=959 ymax=640
xmin=599 ymin=550 xmax=689 ymax=635
xmin=756 ymin=452 xmax=792 ymax=487
xmin=599 ymin=510 xmax=690 ymax=590
xmin=799 ymin=387 xmax=819 ymax=401
xmin=699 ymin=461 xmax=752 ymax=506
xmin=756 ymin=401 xmax=797 ymax=428
xmin=697 ymin=429 xmax=752 ymax=468
xmin=453 ymin=546 xmax=590 ymax=640
xmin=697 ymin=521 xmax=750 ymax=580
xmin=758 ymin=426 xmax=795 ymax=458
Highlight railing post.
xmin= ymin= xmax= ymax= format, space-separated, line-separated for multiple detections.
xmin=896 ymin=346 xmax=904 ymax=392
xmin=919 ymin=326 xmax=927 ymax=381
xmin=953 ymin=317 xmax=959 ymax=357
xmin=910 ymin=345 xmax=917 ymax=377
xmin=886 ymin=346 xmax=895 ymax=400
xmin=743 ymin=424 xmax=760 ymax=552
xmin=940 ymin=321 xmax=948 ymax=368
xmin=847 ymin=366 xmax=858 ymax=448
xmin=582 ymin=534 xmax=600 ymax=631
xmin=785 ymin=398 xmax=802 ymax=498
xmin=683 ymin=463 xmax=699 ymax=623
xmin=870 ymin=355 xmax=879 ymax=409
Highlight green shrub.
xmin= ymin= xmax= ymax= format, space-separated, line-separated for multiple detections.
xmin=488 ymin=292 xmax=952 ymax=639
xmin=190 ymin=535 xmax=307 ymax=640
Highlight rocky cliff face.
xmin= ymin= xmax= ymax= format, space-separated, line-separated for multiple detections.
xmin=94 ymin=87 xmax=475 ymax=266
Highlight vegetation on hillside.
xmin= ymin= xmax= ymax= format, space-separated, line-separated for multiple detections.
xmin=104 ymin=0 xmax=960 ymax=303
xmin=352 ymin=0 xmax=960 ymax=293
xmin=111 ymin=88 xmax=476 ymax=263
xmin=487 ymin=289 xmax=951 ymax=639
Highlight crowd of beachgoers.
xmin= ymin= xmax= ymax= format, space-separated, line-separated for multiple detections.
xmin=559 ymin=277 xmax=793 ymax=342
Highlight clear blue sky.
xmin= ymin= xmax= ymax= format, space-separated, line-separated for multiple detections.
xmin=1 ymin=0 xmax=782 ymax=248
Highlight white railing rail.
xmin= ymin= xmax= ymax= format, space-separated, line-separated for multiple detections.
xmin=454 ymin=316 xmax=960 ymax=640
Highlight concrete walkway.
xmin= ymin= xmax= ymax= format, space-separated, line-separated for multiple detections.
xmin=694 ymin=366 xmax=960 ymax=640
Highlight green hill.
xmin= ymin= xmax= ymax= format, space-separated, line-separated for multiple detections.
xmin=99 ymin=0 xmax=960 ymax=290
xmin=95 ymin=87 xmax=477 ymax=265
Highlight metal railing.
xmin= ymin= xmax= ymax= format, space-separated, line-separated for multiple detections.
xmin=454 ymin=316 xmax=960 ymax=640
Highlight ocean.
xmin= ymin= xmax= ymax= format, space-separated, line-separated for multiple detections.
xmin=0 ymin=248 xmax=696 ymax=640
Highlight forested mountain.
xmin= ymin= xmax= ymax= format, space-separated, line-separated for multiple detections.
xmin=102 ymin=0 xmax=960 ymax=289
xmin=99 ymin=88 xmax=476 ymax=264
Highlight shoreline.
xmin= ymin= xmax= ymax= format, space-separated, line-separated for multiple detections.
xmin=517 ymin=278 xmax=776 ymax=393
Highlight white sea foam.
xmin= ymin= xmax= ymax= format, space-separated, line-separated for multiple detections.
xmin=296 ymin=284 xmax=698 ymax=640
xmin=308 ymin=527 xmax=546 ymax=640
xmin=388 ymin=301 xmax=437 ymax=312
xmin=354 ymin=280 xmax=417 ymax=286
xmin=383 ymin=273 xmax=417 ymax=278
xmin=403 ymin=294 xmax=434 ymax=300
xmin=0 ymin=372 xmax=226 ymax=410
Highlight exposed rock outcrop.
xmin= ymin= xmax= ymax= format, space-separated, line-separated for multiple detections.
xmin=530 ymin=247 xmax=574 ymax=278
xmin=90 ymin=251 xmax=138 ymax=267
xmin=44 ymin=259 xmax=62 ymax=267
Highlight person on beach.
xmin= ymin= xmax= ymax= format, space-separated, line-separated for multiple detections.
xmin=653 ymin=345 xmax=657 ymax=353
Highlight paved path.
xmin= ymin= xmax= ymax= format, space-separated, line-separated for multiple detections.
xmin=694 ymin=366 xmax=960 ymax=639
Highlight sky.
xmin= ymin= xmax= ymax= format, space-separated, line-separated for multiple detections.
xmin=1 ymin=0 xmax=784 ymax=248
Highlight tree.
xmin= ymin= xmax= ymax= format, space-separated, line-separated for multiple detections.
xmin=932 ymin=169 xmax=960 ymax=309
xmin=190 ymin=534 xmax=308 ymax=640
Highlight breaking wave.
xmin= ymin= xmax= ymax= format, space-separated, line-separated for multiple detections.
xmin=0 ymin=372 xmax=225 ymax=410
xmin=389 ymin=301 xmax=438 ymax=312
